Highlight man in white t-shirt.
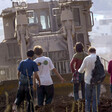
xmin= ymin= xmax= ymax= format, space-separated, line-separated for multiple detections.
xmin=33 ymin=45 xmax=65 ymax=106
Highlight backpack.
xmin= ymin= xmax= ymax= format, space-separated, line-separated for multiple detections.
xmin=90 ymin=56 xmax=105 ymax=85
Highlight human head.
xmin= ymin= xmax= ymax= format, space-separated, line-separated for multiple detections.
xmin=74 ymin=42 xmax=84 ymax=53
xmin=33 ymin=45 xmax=43 ymax=56
xmin=88 ymin=47 xmax=96 ymax=54
xmin=27 ymin=50 xmax=34 ymax=58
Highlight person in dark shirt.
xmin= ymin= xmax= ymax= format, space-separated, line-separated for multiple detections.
xmin=12 ymin=50 xmax=40 ymax=112
xmin=70 ymin=42 xmax=87 ymax=101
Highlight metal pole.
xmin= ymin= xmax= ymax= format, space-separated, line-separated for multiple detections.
xmin=26 ymin=69 xmax=35 ymax=112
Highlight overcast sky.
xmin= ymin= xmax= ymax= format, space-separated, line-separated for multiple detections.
xmin=0 ymin=0 xmax=38 ymax=13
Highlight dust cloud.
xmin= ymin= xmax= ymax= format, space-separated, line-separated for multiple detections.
xmin=90 ymin=35 xmax=112 ymax=61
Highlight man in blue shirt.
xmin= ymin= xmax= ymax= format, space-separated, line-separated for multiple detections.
xmin=13 ymin=50 xmax=40 ymax=112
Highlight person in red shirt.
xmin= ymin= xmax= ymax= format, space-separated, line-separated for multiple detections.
xmin=108 ymin=60 xmax=112 ymax=98
xmin=70 ymin=42 xmax=88 ymax=101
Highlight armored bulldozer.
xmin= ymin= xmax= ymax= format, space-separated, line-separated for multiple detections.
xmin=0 ymin=0 xmax=94 ymax=82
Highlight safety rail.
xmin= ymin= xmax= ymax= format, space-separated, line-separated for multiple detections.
xmin=53 ymin=57 xmax=109 ymax=75
xmin=53 ymin=60 xmax=71 ymax=74
xmin=101 ymin=57 xmax=109 ymax=71
xmin=0 ymin=57 xmax=109 ymax=82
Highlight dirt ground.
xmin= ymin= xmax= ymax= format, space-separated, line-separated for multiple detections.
xmin=0 ymin=78 xmax=112 ymax=112
xmin=0 ymin=91 xmax=112 ymax=112
xmin=35 ymin=96 xmax=112 ymax=112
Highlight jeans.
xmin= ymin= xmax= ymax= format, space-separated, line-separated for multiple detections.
xmin=85 ymin=83 xmax=100 ymax=112
xmin=73 ymin=81 xmax=85 ymax=101
xmin=15 ymin=85 xmax=34 ymax=112
xmin=37 ymin=84 xmax=54 ymax=106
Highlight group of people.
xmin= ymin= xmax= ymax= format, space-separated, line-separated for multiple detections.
xmin=70 ymin=42 xmax=101 ymax=112
xmin=12 ymin=45 xmax=65 ymax=112
xmin=12 ymin=43 xmax=112 ymax=112
xmin=70 ymin=42 xmax=112 ymax=112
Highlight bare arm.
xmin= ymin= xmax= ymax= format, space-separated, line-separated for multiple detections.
xmin=33 ymin=74 xmax=36 ymax=89
xmin=52 ymin=68 xmax=65 ymax=83
xmin=17 ymin=71 xmax=20 ymax=79
xmin=33 ymin=71 xmax=41 ymax=86
xmin=70 ymin=58 xmax=76 ymax=73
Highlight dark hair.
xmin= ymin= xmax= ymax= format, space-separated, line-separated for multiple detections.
xmin=74 ymin=42 xmax=84 ymax=52
xmin=27 ymin=50 xmax=34 ymax=57
xmin=88 ymin=47 xmax=96 ymax=53
xmin=33 ymin=45 xmax=43 ymax=56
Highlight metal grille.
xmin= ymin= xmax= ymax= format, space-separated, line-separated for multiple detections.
xmin=53 ymin=60 xmax=71 ymax=74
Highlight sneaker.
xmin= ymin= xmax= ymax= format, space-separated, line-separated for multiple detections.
xmin=12 ymin=104 xmax=17 ymax=112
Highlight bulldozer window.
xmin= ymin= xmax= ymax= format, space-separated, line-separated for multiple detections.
xmin=72 ymin=8 xmax=81 ymax=26
xmin=40 ymin=10 xmax=50 ymax=30
xmin=40 ymin=15 xmax=46 ymax=29
xmin=27 ymin=10 xmax=38 ymax=24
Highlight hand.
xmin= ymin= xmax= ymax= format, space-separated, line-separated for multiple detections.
xmin=33 ymin=84 xmax=36 ymax=90
xmin=61 ymin=78 xmax=65 ymax=83
xmin=38 ymin=81 xmax=41 ymax=87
